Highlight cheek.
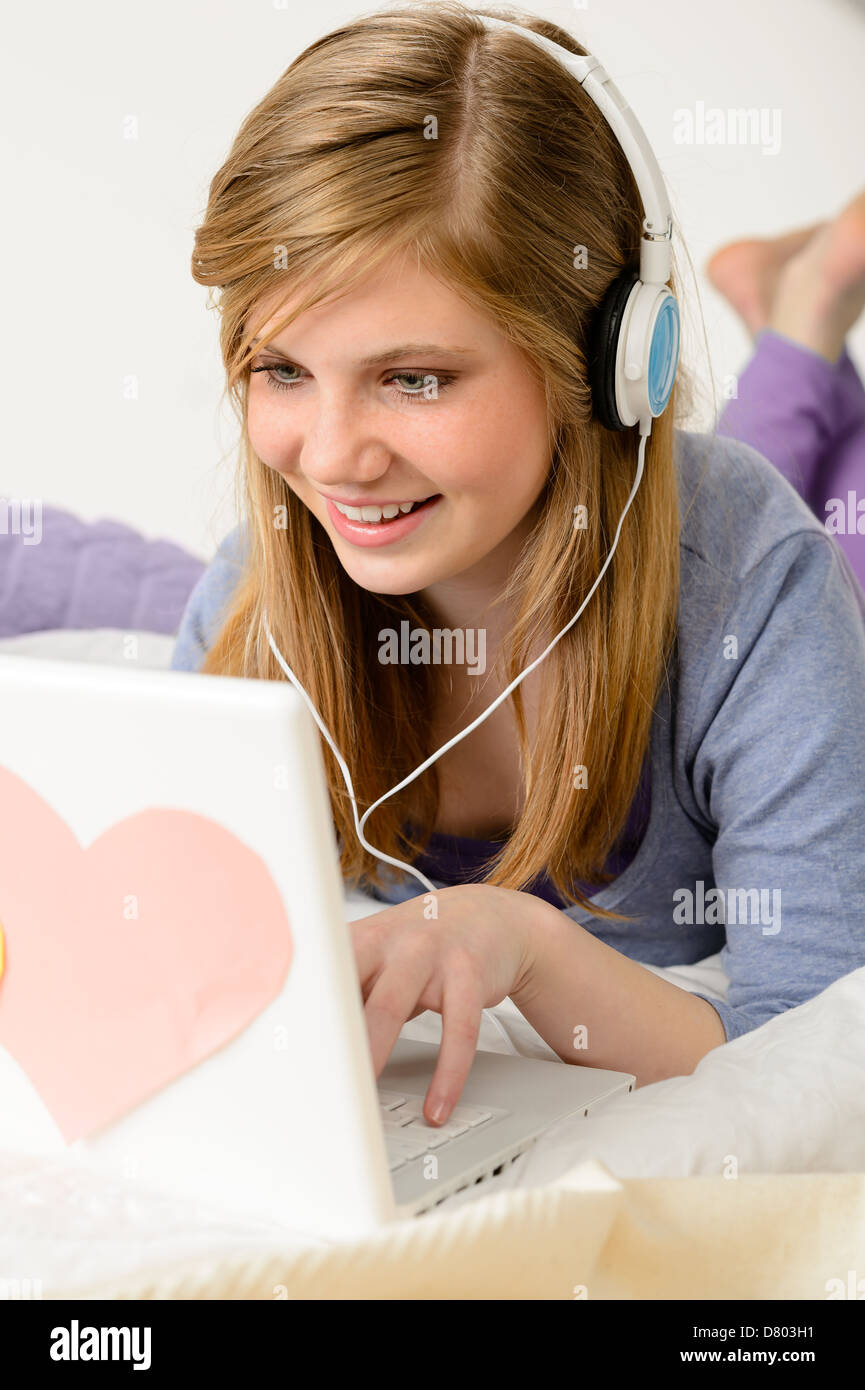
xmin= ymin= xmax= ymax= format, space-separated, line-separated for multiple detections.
xmin=247 ymin=395 xmax=295 ymax=469
xmin=435 ymin=395 xmax=547 ymax=501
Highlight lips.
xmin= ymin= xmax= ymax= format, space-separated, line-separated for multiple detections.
xmin=324 ymin=493 xmax=443 ymax=547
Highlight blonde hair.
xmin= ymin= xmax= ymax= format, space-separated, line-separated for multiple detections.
xmin=191 ymin=1 xmax=694 ymax=919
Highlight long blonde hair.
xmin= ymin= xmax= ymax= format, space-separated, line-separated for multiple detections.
xmin=191 ymin=1 xmax=688 ymax=918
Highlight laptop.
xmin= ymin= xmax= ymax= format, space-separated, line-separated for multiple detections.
xmin=0 ymin=654 xmax=634 ymax=1242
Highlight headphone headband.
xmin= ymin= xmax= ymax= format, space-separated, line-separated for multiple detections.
xmin=476 ymin=13 xmax=679 ymax=433
xmin=477 ymin=15 xmax=673 ymax=287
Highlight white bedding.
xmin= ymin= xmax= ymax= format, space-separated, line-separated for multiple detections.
xmin=1 ymin=629 xmax=863 ymax=1294
xmin=2 ymin=954 xmax=863 ymax=1296
xmin=389 ymin=953 xmax=865 ymax=1191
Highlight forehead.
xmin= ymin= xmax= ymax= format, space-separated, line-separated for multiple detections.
xmin=244 ymin=256 xmax=500 ymax=352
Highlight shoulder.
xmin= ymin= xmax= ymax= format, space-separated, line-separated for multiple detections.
xmin=192 ymin=521 xmax=250 ymax=610
xmin=169 ymin=522 xmax=250 ymax=671
xmin=673 ymin=426 xmax=828 ymax=579
xmin=672 ymin=427 xmax=865 ymax=633
xmin=670 ymin=428 xmax=865 ymax=731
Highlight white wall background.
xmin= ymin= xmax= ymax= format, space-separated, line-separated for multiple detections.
xmin=3 ymin=0 xmax=864 ymax=558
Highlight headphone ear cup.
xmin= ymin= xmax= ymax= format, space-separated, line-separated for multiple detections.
xmin=588 ymin=270 xmax=640 ymax=431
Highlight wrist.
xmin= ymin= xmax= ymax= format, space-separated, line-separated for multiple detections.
xmin=510 ymin=893 xmax=566 ymax=1005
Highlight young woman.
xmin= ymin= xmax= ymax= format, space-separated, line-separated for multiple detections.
xmin=171 ymin=3 xmax=865 ymax=1126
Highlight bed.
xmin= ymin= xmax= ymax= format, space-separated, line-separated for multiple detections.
xmin=0 ymin=517 xmax=863 ymax=1298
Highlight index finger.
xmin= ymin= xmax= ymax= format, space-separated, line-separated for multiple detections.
xmin=423 ymin=976 xmax=482 ymax=1125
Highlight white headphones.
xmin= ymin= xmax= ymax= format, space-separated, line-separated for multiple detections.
xmin=480 ymin=16 xmax=680 ymax=431
xmin=263 ymin=15 xmax=679 ymax=898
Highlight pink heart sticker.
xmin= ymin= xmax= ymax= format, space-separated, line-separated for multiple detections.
xmin=0 ymin=764 xmax=293 ymax=1142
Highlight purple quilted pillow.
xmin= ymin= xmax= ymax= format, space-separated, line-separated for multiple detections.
xmin=0 ymin=504 xmax=206 ymax=639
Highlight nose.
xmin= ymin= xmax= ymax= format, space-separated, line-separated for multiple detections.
xmin=300 ymin=393 xmax=392 ymax=488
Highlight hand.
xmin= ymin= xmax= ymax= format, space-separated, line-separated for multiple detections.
xmin=349 ymin=883 xmax=542 ymax=1126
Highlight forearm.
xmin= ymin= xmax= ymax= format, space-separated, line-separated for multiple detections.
xmin=512 ymin=900 xmax=727 ymax=1086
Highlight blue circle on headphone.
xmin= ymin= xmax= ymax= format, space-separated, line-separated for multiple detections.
xmin=648 ymin=296 xmax=680 ymax=415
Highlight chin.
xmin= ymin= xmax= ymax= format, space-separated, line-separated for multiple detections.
xmin=335 ymin=547 xmax=458 ymax=595
xmin=338 ymin=562 xmax=432 ymax=597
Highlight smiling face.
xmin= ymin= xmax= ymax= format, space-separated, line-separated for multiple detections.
xmin=246 ymin=251 xmax=551 ymax=609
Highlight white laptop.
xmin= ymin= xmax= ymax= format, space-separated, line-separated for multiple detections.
xmin=0 ymin=654 xmax=634 ymax=1242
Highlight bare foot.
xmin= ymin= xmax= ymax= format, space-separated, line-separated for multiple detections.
xmin=706 ymin=221 xmax=824 ymax=336
xmin=769 ymin=187 xmax=865 ymax=362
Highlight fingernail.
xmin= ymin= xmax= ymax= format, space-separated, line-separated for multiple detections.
xmin=429 ymin=1100 xmax=448 ymax=1124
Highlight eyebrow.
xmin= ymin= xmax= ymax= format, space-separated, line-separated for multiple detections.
xmin=249 ymin=338 xmax=479 ymax=365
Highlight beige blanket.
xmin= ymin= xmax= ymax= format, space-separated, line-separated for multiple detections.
xmin=62 ymin=1160 xmax=865 ymax=1301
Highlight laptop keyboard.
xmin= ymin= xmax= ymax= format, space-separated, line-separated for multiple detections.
xmin=378 ymin=1090 xmax=508 ymax=1171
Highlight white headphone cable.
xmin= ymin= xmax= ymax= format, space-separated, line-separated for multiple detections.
xmin=264 ymin=425 xmax=648 ymax=893
xmin=263 ymin=425 xmax=650 ymax=1055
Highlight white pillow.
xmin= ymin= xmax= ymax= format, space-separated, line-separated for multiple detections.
xmin=472 ymin=964 xmax=865 ymax=1188
xmin=0 ymin=628 xmax=176 ymax=670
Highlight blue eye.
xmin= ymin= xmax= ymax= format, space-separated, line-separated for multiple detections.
xmin=388 ymin=371 xmax=454 ymax=402
xmin=249 ymin=364 xmax=455 ymax=402
xmin=250 ymin=364 xmax=302 ymax=392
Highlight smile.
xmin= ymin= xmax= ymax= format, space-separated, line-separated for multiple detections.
xmin=325 ymin=494 xmax=443 ymax=548
xmin=331 ymin=497 xmax=435 ymax=523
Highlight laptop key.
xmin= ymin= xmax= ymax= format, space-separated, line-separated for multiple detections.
xmin=389 ymin=1099 xmax=425 ymax=1122
xmin=386 ymin=1140 xmax=427 ymax=1165
xmin=449 ymin=1105 xmax=493 ymax=1126
xmin=383 ymin=1124 xmax=427 ymax=1147
xmin=401 ymin=1121 xmax=448 ymax=1149
xmin=420 ymin=1114 xmax=470 ymax=1140
xmin=382 ymin=1111 xmax=416 ymax=1130
xmin=378 ymin=1091 xmax=408 ymax=1111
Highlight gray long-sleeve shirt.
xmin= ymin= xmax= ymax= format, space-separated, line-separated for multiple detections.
xmin=170 ymin=428 xmax=865 ymax=1044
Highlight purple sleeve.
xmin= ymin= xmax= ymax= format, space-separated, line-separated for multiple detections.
xmin=717 ymin=329 xmax=865 ymax=594
xmin=0 ymin=504 xmax=206 ymax=639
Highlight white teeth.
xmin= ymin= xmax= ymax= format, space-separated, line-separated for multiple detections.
xmin=333 ymin=498 xmax=427 ymax=523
